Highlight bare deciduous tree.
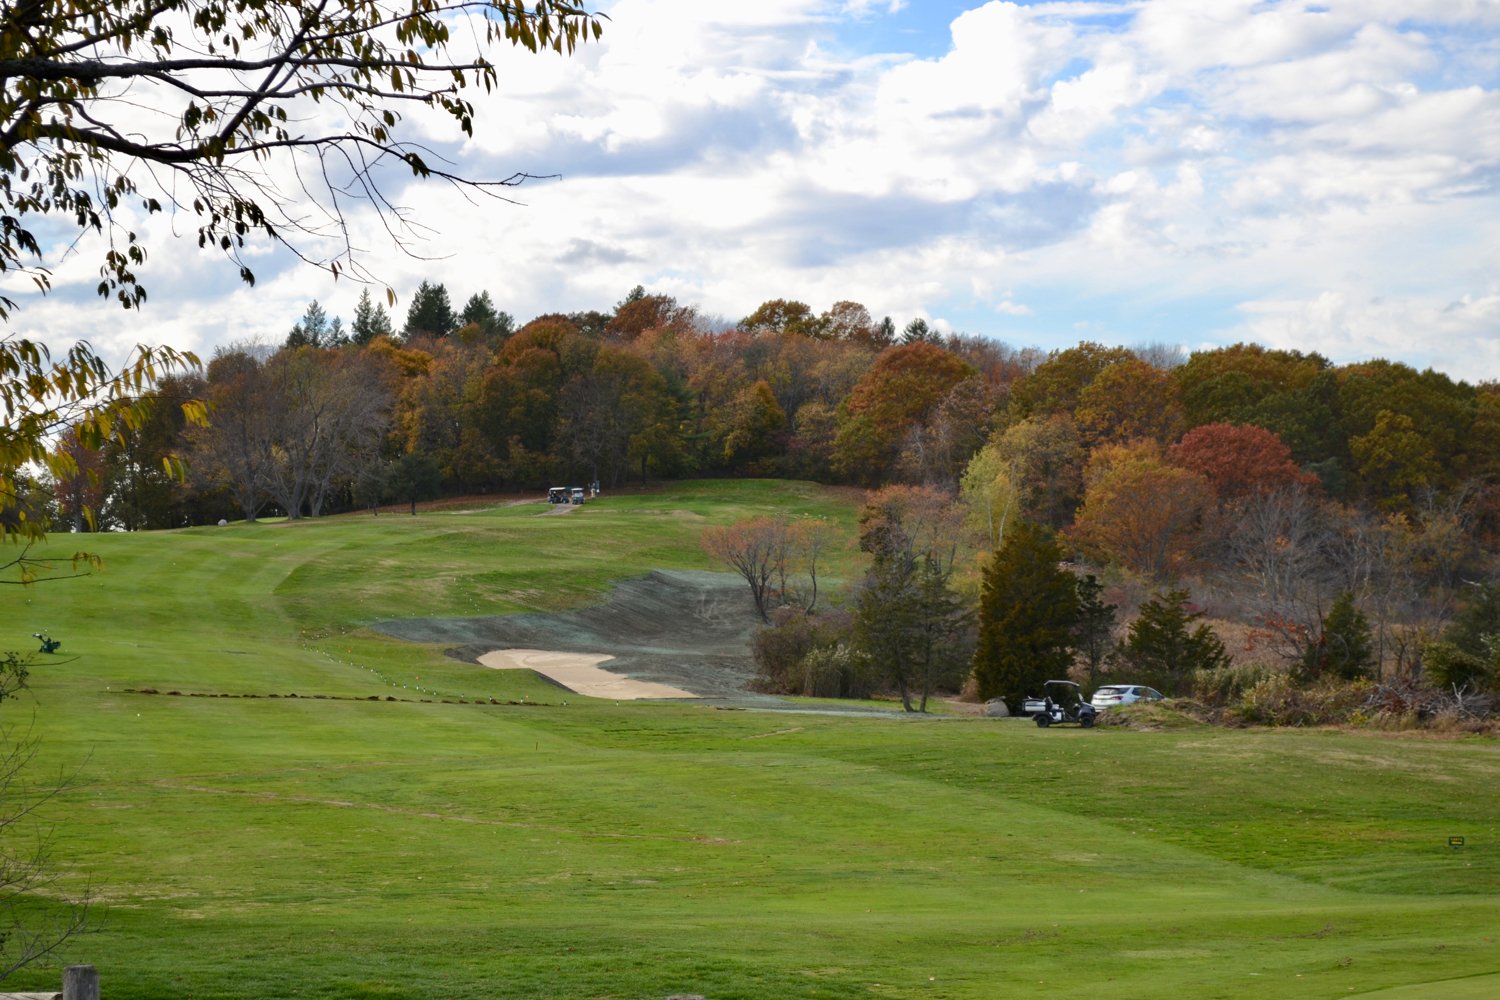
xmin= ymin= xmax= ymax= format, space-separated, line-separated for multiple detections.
xmin=701 ymin=514 xmax=841 ymax=623
xmin=191 ymin=346 xmax=277 ymax=522
xmin=1228 ymin=486 xmax=1340 ymax=666
xmin=701 ymin=517 xmax=789 ymax=624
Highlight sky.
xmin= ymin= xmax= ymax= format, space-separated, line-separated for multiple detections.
xmin=9 ymin=1 xmax=1500 ymax=379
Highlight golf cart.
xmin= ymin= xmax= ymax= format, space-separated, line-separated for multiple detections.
xmin=1031 ymin=680 xmax=1097 ymax=729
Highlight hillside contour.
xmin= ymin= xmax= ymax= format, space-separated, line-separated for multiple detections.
xmin=371 ymin=569 xmax=782 ymax=704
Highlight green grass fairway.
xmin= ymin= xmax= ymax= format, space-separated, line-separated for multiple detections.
xmin=2 ymin=481 xmax=1497 ymax=998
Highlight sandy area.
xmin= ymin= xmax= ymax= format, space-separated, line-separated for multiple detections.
xmin=477 ymin=648 xmax=699 ymax=700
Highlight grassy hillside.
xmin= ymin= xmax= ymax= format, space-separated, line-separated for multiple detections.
xmin=1 ymin=480 xmax=1496 ymax=999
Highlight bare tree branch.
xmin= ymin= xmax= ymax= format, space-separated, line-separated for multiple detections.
xmin=0 ymin=0 xmax=606 ymax=318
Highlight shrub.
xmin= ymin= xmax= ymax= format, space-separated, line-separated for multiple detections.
xmin=1096 ymin=699 xmax=1212 ymax=729
xmin=1191 ymin=661 xmax=1275 ymax=708
xmin=751 ymin=610 xmax=821 ymax=693
xmin=1422 ymin=641 xmax=1492 ymax=694
xmin=751 ymin=608 xmax=854 ymax=695
xmin=799 ymin=645 xmax=875 ymax=700
xmin=1228 ymin=675 xmax=1372 ymax=727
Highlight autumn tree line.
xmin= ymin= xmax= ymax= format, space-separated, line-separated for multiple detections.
xmin=33 ymin=283 xmax=1500 ymax=724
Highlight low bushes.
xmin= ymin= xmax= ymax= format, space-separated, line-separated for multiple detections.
xmin=1422 ymin=640 xmax=1493 ymax=693
xmin=751 ymin=608 xmax=873 ymax=698
xmin=1226 ymin=674 xmax=1373 ymax=727
xmin=1190 ymin=661 xmax=1275 ymax=708
xmin=1358 ymin=678 xmax=1494 ymax=731
xmin=798 ymin=644 xmax=875 ymax=699
xmin=1177 ymin=664 xmax=1496 ymax=731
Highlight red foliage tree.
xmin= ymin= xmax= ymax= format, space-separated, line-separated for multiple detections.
xmin=1167 ymin=423 xmax=1319 ymax=501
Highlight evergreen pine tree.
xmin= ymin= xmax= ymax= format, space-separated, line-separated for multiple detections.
xmin=1073 ymin=573 xmax=1118 ymax=688
xmin=403 ymin=280 xmax=457 ymax=339
xmin=460 ymin=291 xmax=513 ymax=339
xmin=902 ymin=317 xmax=935 ymax=344
xmin=851 ymin=490 xmax=970 ymax=712
xmin=971 ymin=522 xmax=1079 ymax=708
xmin=351 ymin=288 xmax=393 ymax=345
xmin=1306 ymin=591 xmax=1375 ymax=681
xmin=616 ymin=284 xmax=647 ymax=311
xmin=1446 ymin=583 xmax=1500 ymax=660
xmin=387 ymin=452 xmax=443 ymax=515
xmin=1117 ymin=588 xmax=1229 ymax=694
xmin=285 ymin=300 xmax=331 ymax=348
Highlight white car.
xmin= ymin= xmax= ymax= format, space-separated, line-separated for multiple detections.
xmin=1090 ymin=684 xmax=1164 ymax=709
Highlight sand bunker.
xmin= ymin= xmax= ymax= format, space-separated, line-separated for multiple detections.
xmin=374 ymin=570 xmax=900 ymax=713
xmin=372 ymin=570 xmax=770 ymax=703
xmin=477 ymin=648 xmax=698 ymax=700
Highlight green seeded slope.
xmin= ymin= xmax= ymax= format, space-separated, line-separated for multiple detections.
xmin=1 ymin=481 xmax=1496 ymax=999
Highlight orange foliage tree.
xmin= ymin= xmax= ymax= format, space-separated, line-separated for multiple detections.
xmin=1072 ymin=443 xmax=1214 ymax=579
xmin=605 ymin=292 xmax=700 ymax=342
xmin=833 ymin=342 xmax=976 ymax=484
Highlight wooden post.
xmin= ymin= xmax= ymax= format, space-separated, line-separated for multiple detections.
xmin=62 ymin=965 xmax=99 ymax=1000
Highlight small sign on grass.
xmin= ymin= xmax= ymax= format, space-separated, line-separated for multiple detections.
xmin=1449 ymin=836 xmax=1466 ymax=849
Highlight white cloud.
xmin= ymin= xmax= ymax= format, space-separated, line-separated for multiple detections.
xmin=842 ymin=0 xmax=906 ymax=13
xmin=1207 ymin=22 xmax=1432 ymax=123
xmin=1232 ymin=287 xmax=1500 ymax=376
xmin=1132 ymin=0 xmax=1352 ymax=74
xmin=10 ymin=0 xmax=1500 ymax=381
xmin=1028 ymin=52 xmax=1165 ymax=147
